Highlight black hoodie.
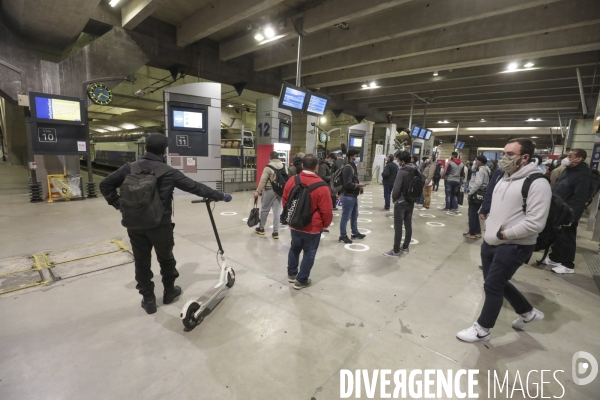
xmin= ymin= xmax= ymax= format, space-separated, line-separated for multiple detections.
xmin=553 ymin=161 xmax=591 ymax=221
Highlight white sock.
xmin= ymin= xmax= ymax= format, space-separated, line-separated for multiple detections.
xmin=521 ymin=311 xmax=533 ymax=319
xmin=476 ymin=322 xmax=490 ymax=333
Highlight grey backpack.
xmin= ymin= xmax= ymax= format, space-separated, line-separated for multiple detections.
xmin=119 ymin=162 xmax=171 ymax=229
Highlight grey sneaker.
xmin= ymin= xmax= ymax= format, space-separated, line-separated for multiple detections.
xmin=382 ymin=249 xmax=400 ymax=258
xmin=402 ymin=247 xmax=409 ymax=254
xmin=294 ymin=278 xmax=312 ymax=290
xmin=288 ymin=275 xmax=297 ymax=283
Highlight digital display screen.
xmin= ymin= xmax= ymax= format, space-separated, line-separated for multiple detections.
xmin=418 ymin=128 xmax=427 ymax=138
xmin=305 ymin=93 xmax=329 ymax=115
xmin=280 ymin=123 xmax=290 ymax=142
xmin=424 ymin=129 xmax=432 ymax=140
xmin=173 ymin=110 xmax=203 ymax=129
xmin=34 ymin=96 xmax=82 ymax=122
xmin=412 ymin=146 xmax=421 ymax=155
xmin=350 ymin=137 xmax=363 ymax=147
xmin=411 ymin=125 xmax=421 ymax=137
xmin=281 ymin=86 xmax=307 ymax=111
xmin=456 ymin=141 xmax=464 ymax=149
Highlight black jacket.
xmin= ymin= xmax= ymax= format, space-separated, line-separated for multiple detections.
xmin=318 ymin=160 xmax=332 ymax=183
xmin=99 ymin=152 xmax=224 ymax=225
xmin=341 ymin=162 xmax=360 ymax=197
xmin=553 ymin=161 xmax=591 ymax=221
xmin=288 ymin=157 xmax=303 ymax=176
xmin=382 ymin=161 xmax=399 ymax=186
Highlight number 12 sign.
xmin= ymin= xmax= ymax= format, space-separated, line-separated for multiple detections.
xmin=38 ymin=128 xmax=57 ymax=142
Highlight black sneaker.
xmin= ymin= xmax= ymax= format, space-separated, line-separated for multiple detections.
xmin=339 ymin=235 xmax=353 ymax=244
xmin=141 ymin=296 xmax=157 ymax=314
xmin=351 ymin=233 xmax=366 ymax=239
xmin=323 ymin=228 xmax=329 ymax=233
xmin=288 ymin=275 xmax=297 ymax=283
xmin=402 ymin=247 xmax=409 ymax=254
xmin=272 ymin=232 xmax=279 ymax=239
xmin=255 ymin=227 xmax=265 ymax=235
xmin=163 ymin=286 xmax=182 ymax=304
xmin=294 ymin=278 xmax=312 ymax=290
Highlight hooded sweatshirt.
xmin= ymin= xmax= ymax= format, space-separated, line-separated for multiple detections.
xmin=468 ymin=165 xmax=491 ymax=194
xmin=444 ymin=158 xmax=464 ymax=182
xmin=256 ymin=158 xmax=285 ymax=194
xmin=484 ymin=161 xmax=551 ymax=246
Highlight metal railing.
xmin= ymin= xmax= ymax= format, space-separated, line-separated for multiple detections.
xmin=221 ymin=168 xmax=257 ymax=192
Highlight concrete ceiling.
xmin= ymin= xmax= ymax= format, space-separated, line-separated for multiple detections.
xmin=4 ymin=0 xmax=600 ymax=136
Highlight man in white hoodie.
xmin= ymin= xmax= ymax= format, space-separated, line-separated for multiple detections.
xmin=457 ymin=138 xmax=551 ymax=343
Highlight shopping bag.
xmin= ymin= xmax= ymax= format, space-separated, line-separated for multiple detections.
xmin=247 ymin=199 xmax=260 ymax=227
xmin=457 ymin=189 xmax=464 ymax=206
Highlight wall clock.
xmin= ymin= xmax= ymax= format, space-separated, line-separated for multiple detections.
xmin=88 ymin=83 xmax=113 ymax=105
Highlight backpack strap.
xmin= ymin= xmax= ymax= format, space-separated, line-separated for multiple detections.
xmin=307 ymin=181 xmax=328 ymax=191
xmin=153 ymin=164 xmax=172 ymax=178
xmin=294 ymin=174 xmax=302 ymax=186
xmin=521 ymin=173 xmax=547 ymax=213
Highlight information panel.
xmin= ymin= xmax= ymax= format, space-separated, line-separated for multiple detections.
xmin=30 ymin=122 xmax=87 ymax=155
xmin=305 ymin=94 xmax=329 ymax=116
xmin=173 ymin=110 xmax=203 ymax=129
xmin=29 ymin=92 xmax=84 ymax=126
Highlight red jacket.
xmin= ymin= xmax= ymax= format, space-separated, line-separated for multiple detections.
xmin=282 ymin=171 xmax=333 ymax=234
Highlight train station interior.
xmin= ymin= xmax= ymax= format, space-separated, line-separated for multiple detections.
xmin=1 ymin=1 xmax=600 ymax=399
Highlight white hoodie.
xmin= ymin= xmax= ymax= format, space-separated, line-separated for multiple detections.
xmin=484 ymin=161 xmax=551 ymax=246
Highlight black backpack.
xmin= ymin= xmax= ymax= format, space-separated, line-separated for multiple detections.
xmin=586 ymin=169 xmax=600 ymax=207
xmin=433 ymin=165 xmax=441 ymax=180
xmin=331 ymin=164 xmax=351 ymax=193
xmin=119 ymin=162 xmax=171 ymax=229
xmin=266 ymin=165 xmax=289 ymax=197
xmin=282 ymin=175 xmax=328 ymax=229
xmin=522 ymin=174 xmax=574 ymax=259
xmin=403 ymin=166 xmax=425 ymax=202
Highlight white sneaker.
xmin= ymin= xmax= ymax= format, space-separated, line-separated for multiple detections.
xmin=542 ymin=257 xmax=561 ymax=267
xmin=456 ymin=322 xmax=490 ymax=343
xmin=552 ymin=265 xmax=574 ymax=274
xmin=416 ymin=207 xmax=426 ymax=211
xmin=512 ymin=308 xmax=544 ymax=330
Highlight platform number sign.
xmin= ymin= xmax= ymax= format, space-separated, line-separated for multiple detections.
xmin=38 ymin=128 xmax=57 ymax=142
xmin=176 ymin=135 xmax=189 ymax=147
xmin=258 ymin=122 xmax=271 ymax=137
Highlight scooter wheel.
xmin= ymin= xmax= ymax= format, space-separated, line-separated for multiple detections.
xmin=226 ymin=268 xmax=235 ymax=288
xmin=182 ymin=302 xmax=201 ymax=330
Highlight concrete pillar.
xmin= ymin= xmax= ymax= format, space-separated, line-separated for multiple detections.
xmin=290 ymin=112 xmax=317 ymax=156
xmin=568 ymin=118 xmax=595 ymax=155
xmin=0 ymin=98 xmax=28 ymax=166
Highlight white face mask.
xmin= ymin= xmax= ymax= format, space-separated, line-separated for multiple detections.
xmin=354 ymin=157 xmax=360 ymax=163
xmin=561 ymin=157 xmax=571 ymax=167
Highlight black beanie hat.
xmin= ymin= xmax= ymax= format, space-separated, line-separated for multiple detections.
xmin=146 ymin=133 xmax=169 ymax=155
xmin=476 ymin=155 xmax=488 ymax=165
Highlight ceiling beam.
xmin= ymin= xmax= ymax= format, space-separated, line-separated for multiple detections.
xmin=378 ymin=96 xmax=582 ymax=112
xmin=219 ymin=0 xmax=417 ymax=61
xmin=330 ymin=52 xmax=600 ymax=96
xmin=253 ymin=0 xmax=562 ymax=71
xmin=281 ymin=0 xmax=600 ymax=79
xmin=303 ymin=24 xmax=600 ymax=87
xmin=122 ymin=0 xmax=170 ymax=30
xmin=390 ymin=102 xmax=580 ymax=116
xmin=177 ymin=0 xmax=281 ymax=47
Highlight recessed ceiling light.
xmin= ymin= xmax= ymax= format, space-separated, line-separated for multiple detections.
xmin=526 ymin=118 xmax=542 ymax=121
xmin=227 ymin=104 xmax=233 ymax=108
xmin=369 ymin=81 xmax=377 ymax=88
xmin=531 ymin=136 xmax=538 ymax=139
xmin=433 ymin=71 xmax=438 ymax=76
xmin=507 ymin=62 xmax=519 ymax=70
xmin=109 ymin=0 xmax=120 ymax=6
xmin=469 ymin=135 xmax=474 ymax=138
xmin=264 ymin=26 xmax=275 ymax=39
xmin=480 ymin=119 xmax=485 ymax=122
xmin=524 ymin=62 xmax=535 ymax=68
xmin=320 ymin=117 xmax=327 ymax=123
xmin=437 ymin=120 xmax=449 ymax=124
xmin=254 ymin=31 xmax=264 ymax=41
xmin=361 ymin=83 xmax=368 ymax=88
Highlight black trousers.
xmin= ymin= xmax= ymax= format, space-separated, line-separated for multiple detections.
xmin=127 ymin=223 xmax=179 ymax=297
xmin=549 ymin=221 xmax=578 ymax=269
xmin=477 ymin=242 xmax=534 ymax=329
xmin=393 ymin=201 xmax=414 ymax=252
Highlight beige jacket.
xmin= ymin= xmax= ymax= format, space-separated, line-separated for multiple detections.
xmin=256 ymin=159 xmax=285 ymax=194
xmin=422 ymin=162 xmax=436 ymax=186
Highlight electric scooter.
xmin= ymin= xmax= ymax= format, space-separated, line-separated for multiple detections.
xmin=180 ymin=198 xmax=235 ymax=330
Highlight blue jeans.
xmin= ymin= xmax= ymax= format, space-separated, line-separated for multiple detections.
xmin=478 ymin=242 xmax=534 ymax=329
xmin=445 ymin=180 xmax=460 ymax=210
xmin=340 ymin=195 xmax=359 ymax=237
xmin=288 ymin=230 xmax=321 ymax=283
xmin=383 ymin=184 xmax=393 ymax=210
xmin=468 ymin=200 xmax=481 ymax=234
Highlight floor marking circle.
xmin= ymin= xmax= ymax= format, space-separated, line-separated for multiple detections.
xmin=359 ymin=205 xmax=373 ymax=208
xmin=242 ymin=218 xmax=248 ymax=222
xmin=419 ymin=214 xmax=436 ymax=218
xmin=358 ymin=228 xmax=371 ymax=234
xmin=364 ymin=191 xmax=372 ymax=194
xmin=269 ymin=224 xmax=288 ymax=229
xmin=220 ymin=212 xmax=237 ymax=216
xmin=357 ymin=218 xmax=372 ymax=223
xmin=344 ymin=243 xmax=370 ymax=252
xmin=332 ymin=213 xmax=339 ymax=217
xmin=388 ymin=216 xmax=394 ymax=219
xmin=427 ymin=222 xmax=446 ymax=227
xmin=359 ymin=211 xmax=372 ymax=214
xmin=361 ymin=201 xmax=373 ymax=204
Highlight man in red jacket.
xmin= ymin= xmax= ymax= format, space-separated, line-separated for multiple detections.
xmin=282 ymin=154 xmax=333 ymax=289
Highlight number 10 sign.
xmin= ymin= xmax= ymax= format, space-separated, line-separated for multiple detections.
xmin=38 ymin=128 xmax=57 ymax=142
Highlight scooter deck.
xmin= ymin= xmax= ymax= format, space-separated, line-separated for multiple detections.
xmin=193 ymin=282 xmax=227 ymax=316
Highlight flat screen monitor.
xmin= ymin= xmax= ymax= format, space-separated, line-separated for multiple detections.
xmin=170 ymin=105 xmax=208 ymax=133
xmin=418 ymin=127 xmax=427 ymax=138
xmin=304 ymin=93 xmax=329 ymax=116
xmin=278 ymin=82 xmax=308 ymax=112
xmin=424 ymin=129 xmax=432 ymax=140
xmin=412 ymin=146 xmax=421 ymax=155
xmin=349 ymin=137 xmax=363 ymax=147
xmin=411 ymin=125 xmax=421 ymax=137
xmin=30 ymin=93 xmax=83 ymax=125
xmin=279 ymin=122 xmax=291 ymax=143
xmin=456 ymin=141 xmax=464 ymax=149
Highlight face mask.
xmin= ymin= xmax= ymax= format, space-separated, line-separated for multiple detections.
xmin=561 ymin=157 xmax=571 ymax=167
xmin=499 ymin=155 xmax=522 ymax=174
xmin=354 ymin=157 xmax=361 ymax=163
xmin=471 ymin=164 xmax=478 ymax=172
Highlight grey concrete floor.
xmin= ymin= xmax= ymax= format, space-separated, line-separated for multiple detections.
xmin=1 ymin=179 xmax=599 ymax=399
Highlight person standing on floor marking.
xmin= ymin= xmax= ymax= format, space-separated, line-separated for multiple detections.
xmin=338 ymin=149 xmax=366 ymax=244
xmin=442 ymin=152 xmax=464 ymax=215
xmin=99 ymin=133 xmax=232 ymax=315
xmin=381 ymin=154 xmax=399 ymax=212
xmin=254 ymin=151 xmax=287 ymax=239
xmin=457 ymin=138 xmax=550 ymax=343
